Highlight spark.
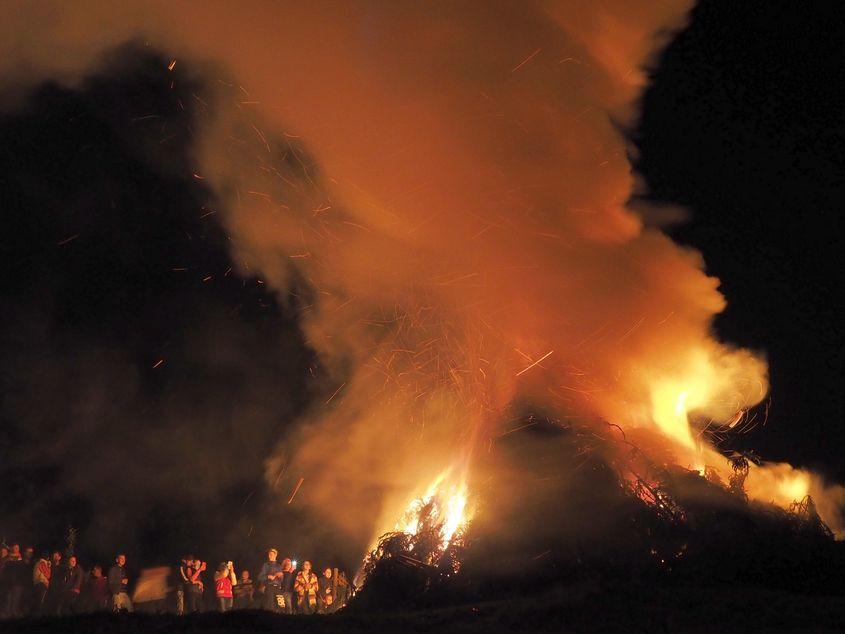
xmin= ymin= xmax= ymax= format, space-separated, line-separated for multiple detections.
xmin=516 ymin=350 xmax=554 ymax=376
xmin=618 ymin=316 xmax=646 ymax=343
xmin=657 ymin=311 xmax=675 ymax=325
xmin=287 ymin=477 xmax=305 ymax=504
xmin=512 ymin=48 xmax=542 ymax=72
xmin=325 ymin=382 xmax=346 ymax=405
xmin=57 ymin=234 xmax=79 ymax=246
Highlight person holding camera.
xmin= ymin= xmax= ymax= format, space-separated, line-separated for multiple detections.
xmin=294 ymin=560 xmax=319 ymax=614
xmin=214 ymin=561 xmax=237 ymax=612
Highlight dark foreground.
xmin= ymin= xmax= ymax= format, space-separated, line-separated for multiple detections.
xmin=2 ymin=584 xmax=845 ymax=633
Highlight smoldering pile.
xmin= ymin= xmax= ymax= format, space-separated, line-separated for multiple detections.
xmin=351 ymin=417 xmax=844 ymax=612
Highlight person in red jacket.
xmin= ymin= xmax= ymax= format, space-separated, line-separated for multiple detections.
xmin=214 ymin=561 xmax=237 ymax=612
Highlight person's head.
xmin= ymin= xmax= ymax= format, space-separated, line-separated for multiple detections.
xmin=303 ymin=560 xmax=312 ymax=572
xmin=10 ymin=543 xmax=20 ymax=556
xmin=324 ymin=568 xmax=332 ymax=578
xmin=92 ymin=565 xmax=103 ymax=578
xmin=282 ymin=557 xmax=292 ymax=572
xmin=217 ymin=562 xmax=228 ymax=573
xmin=68 ymin=555 xmax=77 ymax=568
xmin=24 ymin=547 xmax=34 ymax=560
xmin=241 ymin=569 xmax=250 ymax=581
xmin=116 ymin=554 xmax=126 ymax=567
xmin=1 ymin=546 xmax=8 ymax=559
xmin=267 ymin=548 xmax=278 ymax=562
xmin=51 ymin=551 xmax=62 ymax=564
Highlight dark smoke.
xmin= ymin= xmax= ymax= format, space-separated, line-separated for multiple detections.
xmin=0 ymin=47 xmax=349 ymax=568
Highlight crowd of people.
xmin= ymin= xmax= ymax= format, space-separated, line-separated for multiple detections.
xmin=0 ymin=542 xmax=352 ymax=619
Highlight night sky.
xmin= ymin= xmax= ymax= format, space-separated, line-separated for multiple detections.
xmin=636 ymin=1 xmax=844 ymax=480
xmin=0 ymin=49 xmax=323 ymax=569
xmin=1 ymin=0 xmax=843 ymax=570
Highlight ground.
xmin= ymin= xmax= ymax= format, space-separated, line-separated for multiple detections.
xmin=2 ymin=584 xmax=845 ymax=633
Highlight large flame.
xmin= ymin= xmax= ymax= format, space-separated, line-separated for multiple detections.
xmin=395 ymin=469 xmax=471 ymax=551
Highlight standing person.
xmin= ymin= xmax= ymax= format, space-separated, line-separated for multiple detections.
xmin=32 ymin=552 xmax=51 ymax=614
xmin=177 ymin=556 xmax=190 ymax=615
xmin=213 ymin=561 xmax=237 ymax=612
xmin=183 ymin=557 xmax=206 ymax=613
xmin=233 ymin=570 xmax=253 ymax=609
xmin=294 ymin=561 xmax=319 ymax=615
xmin=257 ymin=549 xmax=284 ymax=612
xmin=84 ymin=565 xmax=110 ymax=611
xmin=59 ymin=555 xmax=85 ymax=615
xmin=107 ymin=554 xmax=132 ymax=612
xmin=1 ymin=544 xmax=24 ymax=618
xmin=280 ymin=559 xmax=295 ymax=615
xmin=336 ymin=570 xmax=351 ymax=610
xmin=0 ymin=545 xmax=9 ymax=615
xmin=19 ymin=547 xmax=35 ymax=616
xmin=43 ymin=551 xmax=63 ymax=615
xmin=317 ymin=567 xmax=335 ymax=614
xmin=175 ymin=556 xmax=190 ymax=615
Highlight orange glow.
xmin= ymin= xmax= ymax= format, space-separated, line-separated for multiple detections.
xmin=395 ymin=468 xmax=471 ymax=551
xmin=7 ymin=0 xmax=842 ymax=543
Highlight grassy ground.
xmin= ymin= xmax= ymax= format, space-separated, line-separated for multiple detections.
xmin=2 ymin=584 xmax=844 ymax=633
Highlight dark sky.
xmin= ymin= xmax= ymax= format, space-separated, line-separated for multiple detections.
xmin=0 ymin=50 xmax=325 ymax=569
xmin=1 ymin=0 xmax=842 ymax=568
xmin=635 ymin=0 xmax=845 ymax=480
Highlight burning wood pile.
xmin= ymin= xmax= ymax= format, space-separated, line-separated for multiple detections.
xmin=351 ymin=418 xmax=843 ymax=611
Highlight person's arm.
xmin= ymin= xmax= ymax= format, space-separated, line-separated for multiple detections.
xmin=229 ymin=566 xmax=237 ymax=586
xmin=179 ymin=566 xmax=189 ymax=582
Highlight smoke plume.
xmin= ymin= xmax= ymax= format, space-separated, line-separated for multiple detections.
xmin=2 ymin=0 xmax=841 ymax=555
